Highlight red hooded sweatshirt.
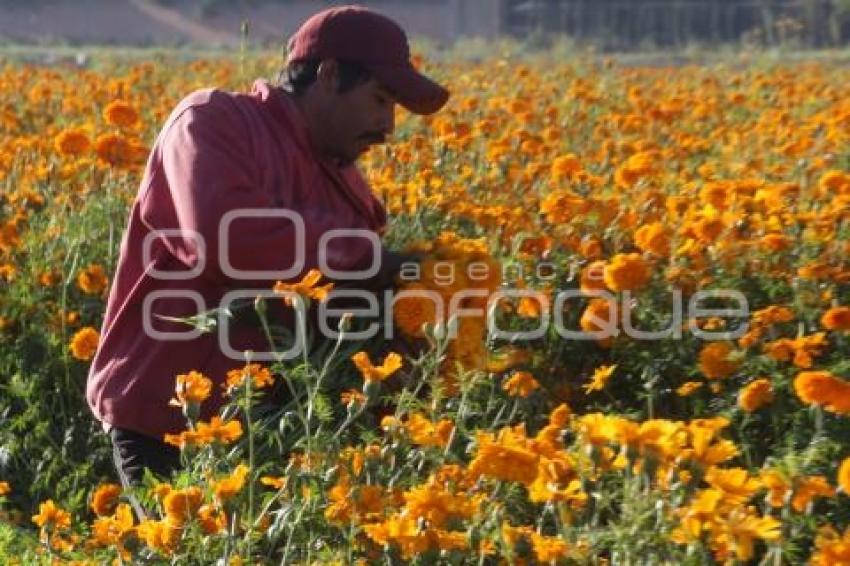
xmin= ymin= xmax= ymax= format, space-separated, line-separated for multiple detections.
xmin=87 ymin=79 xmax=388 ymax=440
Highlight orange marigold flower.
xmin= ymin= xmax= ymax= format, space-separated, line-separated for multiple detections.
xmin=550 ymin=153 xmax=582 ymax=181
xmin=502 ymin=370 xmax=540 ymax=397
xmin=103 ymin=100 xmax=139 ymax=128
xmin=69 ymin=326 xmax=100 ymax=361
xmin=90 ymin=483 xmax=122 ymax=517
xmin=819 ymin=170 xmax=850 ymax=192
xmin=580 ymin=297 xmax=617 ymax=347
xmin=393 ymin=283 xmax=439 ymax=337
xmin=405 ymin=413 xmax=455 ymax=448
xmin=136 ymin=518 xmax=181 ymax=555
xmin=821 ymin=306 xmax=850 ymax=331
xmin=0 ymin=481 xmax=10 ymax=496
xmin=77 ymin=263 xmax=109 ymax=295
xmin=698 ymin=342 xmax=740 ymax=379
xmin=603 ymin=253 xmax=651 ymax=292
xmin=791 ymin=475 xmax=835 ymax=512
xmin=468 ymin=427 xmax=539 ymax=485
xmin=352 ymin=351 xmax=403 ymax=383
xmin=224 ymin=363 xmax=273 ymax=394
xmin=195 ymin=416 xmax=243 ymax=444
xmin=738 ymin=378 xmax=774 ymax=412
xmin=634 ymin=222 xmax=670 ymax=256
xmin=162 ymin=486 xmax=203 ymax=526
xmin=95 ymin=133 xmax=133 ymax=167
xmin=169 ymin=370 xmax=212 ymax=408
xmin=273 ymin=269 xmax=334 ymax=306
xmin=54 ymin=128 xmax=90 ymax=156
xmin=676 ymin=381 xmax=703 ymax=396
xmin=213 ymin=464 xmax=250 ymax=502
xmin=197 ymin=504 xmax=227 ymax=535
xmin=531 ymin=532 xmax=570 ymax=562
xmin=579 ymin=260 xmax=607 ymax=295
xmin=794 ymin=371 xmax=850 ymax=414
xmin=32 ymin=499 xmax=71 ymax=530
xmin=340 ymin=388 xmax=367 ymax=408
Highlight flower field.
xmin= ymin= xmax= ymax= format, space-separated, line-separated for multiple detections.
xmin=1 ymin=46 xmax=850 ymax=564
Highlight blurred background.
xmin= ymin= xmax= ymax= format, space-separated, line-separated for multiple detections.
xmin=1 ymin=0 xmax=849 ymax=50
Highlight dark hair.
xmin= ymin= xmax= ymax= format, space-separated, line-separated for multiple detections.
xmin=279 ymin=59 xmax=373 ymax=96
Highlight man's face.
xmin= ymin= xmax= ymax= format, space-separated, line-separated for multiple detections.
xmin=314 ymin=61 xmax=396 ymax=165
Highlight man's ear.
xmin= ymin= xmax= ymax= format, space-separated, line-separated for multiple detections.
xmin=315 ymin=59 xmax=339 ymax=93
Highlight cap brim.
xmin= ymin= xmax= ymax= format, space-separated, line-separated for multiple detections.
xmin=368 ymin=63 xmax=449 ymax=115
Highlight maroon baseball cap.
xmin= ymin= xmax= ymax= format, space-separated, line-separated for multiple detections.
xmin=286 ymin=5 xmax=449 ymax=115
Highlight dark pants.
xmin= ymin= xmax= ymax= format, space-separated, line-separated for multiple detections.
xmin=110 ymin=427 xmax=181 ymax=518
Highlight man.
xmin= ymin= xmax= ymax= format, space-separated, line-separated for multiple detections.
xmin=86 ymin=5 xmax=449 ymax=491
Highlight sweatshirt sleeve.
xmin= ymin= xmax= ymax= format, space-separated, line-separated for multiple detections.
xmin=142 ymin=92 xmax=380 ymax=288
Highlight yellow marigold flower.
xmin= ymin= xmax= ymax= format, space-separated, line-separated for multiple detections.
xmin=583 ymin=364 xmax=616 ymax=394
xmin=32 ymin=499 xmax=71 ymax=530
xmin=502 ymin=370 xmax=540 ymax=397
xmin=169 ymin=370 xmax=212 ymax=408
xmin=677 ymin=381 xmax=704 ymax=396
xmin=69 ymin=326 xmax=99 ymax=361
xmin=704 ymin=467 xmax=762 ymax=504
xmin=54 ymin=128 xmax=90 ymax=156
xmin=352 ymin=351 xmax=402 ymax=383
xmin=738 ymin=378 xmax=774 ymax=412
xmin=838 ymin=458 xmax=850 ymax=494
xmin=90 ymin=483 xmax=121 ymax=517
xmin=716 ymin=507 xmax=781 ymax=561
xmin=260 ymin=476 xmax=287 ymax=490
xmin=77 ymin=263 xmax=109 ymax=295
xmin=821 ymin=306 xmax=850 ymax=331
xmin=213 ymin=464 xmax=250 ymax=502
xmin=162 ymin=486 xmax=203 ymax=526
xmin=0 ymin=481 xmax=10 ymax=496
xmin=698 ymin=342 xmax=740 ymax=379
xmin=273 ymin=269 xmax=334 ymax=306
xmin=103 ymin=100 xmax=139 ymax=128
xmin=224 ymin=363 xmax=273 ymax=394
xmin=794 ymin=371 xmax=850 ymax=414
xmin=634 ymin=222 xmax=670 ymax=256
xmin=603 ymin=253 xmax=651 ymax=292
